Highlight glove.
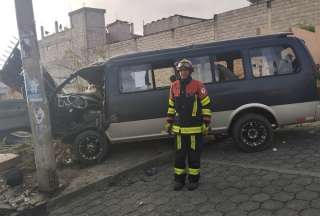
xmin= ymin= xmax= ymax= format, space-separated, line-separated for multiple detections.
xmin=202 ymin=123 xmax=210 ymax=136
xmin=164 ymin=123 xmax=173 ymax=135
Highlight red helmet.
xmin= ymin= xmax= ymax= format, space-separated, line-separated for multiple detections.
xmin=176 ymin=59 xmax=194 ymax=73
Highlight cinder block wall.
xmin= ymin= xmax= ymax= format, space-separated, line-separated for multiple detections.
xmin=143 ymin=16 xmax=206 ymax=35
xmin=106 ymin=0 xmax=320 ymax=58
xmin=39 ymin=0 xmax=320 ymax=81
xmin=39 ymin=8 xmax=106 ymax=83
xmin=174 ymin=20 xmax=215 ymax=46
xmin=215 ymin=2 xmax=270 ymax=40
xmin=271 ymin=0 xmax=320 ymax=32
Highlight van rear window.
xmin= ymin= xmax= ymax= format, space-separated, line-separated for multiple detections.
xmin=249 ymin=46 xmax=300 ymax=78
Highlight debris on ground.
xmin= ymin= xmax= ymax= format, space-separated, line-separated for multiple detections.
xmin=4 ymin=168 xmax=23 ymax=187
xmin=0 ymin=132 xmax=76 ymax=213
xmin=0 ymin=153 xmax=20 ymax=173
xmin=0 ymin=173 xmax=46 ymax=212
xmin=137 ymin=201 xmax=144 ymax=207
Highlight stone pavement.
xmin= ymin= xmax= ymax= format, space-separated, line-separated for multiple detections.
xmin=203 ymin=125 xmax=320 ymax=173
xmin=48 ymin=161 xmax=320 ymax=216
xmin=48 ymin=124 xmax=320 ymax=216
xmin=56 ymin=140 xmax=172 ymax=196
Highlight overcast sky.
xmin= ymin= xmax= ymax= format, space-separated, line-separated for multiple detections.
xmin=0 ymin=0 xmax=250 ymax=66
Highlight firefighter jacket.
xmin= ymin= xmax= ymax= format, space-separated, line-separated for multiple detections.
xmin=167 ymin=77 xmax=212 ymax=134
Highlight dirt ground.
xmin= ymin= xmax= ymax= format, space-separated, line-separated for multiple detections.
xmin=0 ymin=132 xmax=173 ymax=215
xmin=0 ymin=134 xmax=79 ymax=214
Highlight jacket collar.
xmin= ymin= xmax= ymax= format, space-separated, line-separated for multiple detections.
xmin=180 ymin=76 xmax=192 ymax=86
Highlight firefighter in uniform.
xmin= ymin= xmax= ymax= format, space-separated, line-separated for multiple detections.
xmin=167 ymin=59 xmax=212 ymax=191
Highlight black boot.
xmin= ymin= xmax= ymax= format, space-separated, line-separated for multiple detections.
xmin=187 ymin=182 xmax=199 ymax=191
xmin=174 ymin=181 xmax=185 ymax=191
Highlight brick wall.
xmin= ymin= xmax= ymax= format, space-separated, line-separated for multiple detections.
xmin=144 ymin=15 xmax=205 ymax=35
xmin=107 ymin=40 xmax=137 ymax=58
xmin=106 ymin=0 xmax=320 ymax=59
xmin=215 ymin=2 xmax=270 ymax=40
xmin=105 ymin=19 xmax=216 ymax=58
xmin=174 ymin=20 xmax=215 ymax=46
xmin=271 ymin=0 xmax=320 ymax=32
xmin=40 ymin=8 xmax=106 ymax=83
xmin=39 ymin=0 xmax=320 ymax=81
xmin=137 ymin=30 xmax=176 ymax=52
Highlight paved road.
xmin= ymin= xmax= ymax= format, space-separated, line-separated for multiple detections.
xmin=48 ymin=124 xmax=320 ymax=216
xmin=204 ymin=125 xmax=320 ymax=173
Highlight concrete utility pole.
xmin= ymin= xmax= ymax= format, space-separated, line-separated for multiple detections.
xmin=14 ymin=0 xmax=59 ymax=192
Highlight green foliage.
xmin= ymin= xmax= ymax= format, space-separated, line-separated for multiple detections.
xmin=298 ymin=24 xmax=316 ymax=33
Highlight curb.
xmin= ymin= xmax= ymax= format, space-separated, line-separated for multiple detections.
xmin=47 ymin=150 xmax=174 ymax=211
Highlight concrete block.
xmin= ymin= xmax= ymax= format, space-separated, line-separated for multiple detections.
xmin=0 ymin=154 xmax=20 ymax=173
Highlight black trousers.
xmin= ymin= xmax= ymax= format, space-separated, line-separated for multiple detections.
xmin=174 ymin=134 xmax=203 ymax=183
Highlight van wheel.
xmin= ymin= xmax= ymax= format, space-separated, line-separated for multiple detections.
xmin=232 ymin=114 xmax=273 ymax=152
xmin=72 ymin=130 xmax=109 ymax=165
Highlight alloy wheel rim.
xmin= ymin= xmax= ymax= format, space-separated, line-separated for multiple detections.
xmin=78 ymin=135 xmax=103 ymax=160
xmin=240 ymin=120 xmax=267 ymax=147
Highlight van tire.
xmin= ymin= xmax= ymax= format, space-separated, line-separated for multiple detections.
xmin=72 ymin=130 xmax=109 ymax=166
xmin=232 ymin=113 xmax=273 ymax=152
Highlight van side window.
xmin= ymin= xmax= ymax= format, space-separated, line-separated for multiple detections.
xmin=214 ymin=51 xmax=245 ymax=82
xmin=190 ymin=56 xmax=213 ymax=83
xmin=249 ymin=46 xmax=299 ymax=78
xmin=120 ymin=65 xmax=153 ymax=93
xmin=153 ymin=66 xmax=175 ymax=88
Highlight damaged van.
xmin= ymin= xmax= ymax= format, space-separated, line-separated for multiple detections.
xmin=1 ymin=33 xmax=320 ymax=165
xmin=101 ymin=32 xmax=320 ymax=158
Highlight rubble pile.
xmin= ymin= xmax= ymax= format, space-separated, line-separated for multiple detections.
xmin=0 ymin=175 xmax=45 ymax=214
xmin=0 ymin=133 xmax=74 ymax=214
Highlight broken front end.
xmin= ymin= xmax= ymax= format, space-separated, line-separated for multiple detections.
xmin=0 ymin=46 xmax=109 ymax=165
xmin=51 ymin=64 xmax=109 ymax=165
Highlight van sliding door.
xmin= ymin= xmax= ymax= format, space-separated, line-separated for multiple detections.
xmin=106 ymin=62 xmax=175 ymax=142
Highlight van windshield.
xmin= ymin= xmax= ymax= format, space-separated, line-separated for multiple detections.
xmin=62 ymin=76 xmax=94 ymax=94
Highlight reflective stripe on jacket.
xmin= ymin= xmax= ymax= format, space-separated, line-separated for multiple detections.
xmin=167 ymin=78 xmax=212 ymax=134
